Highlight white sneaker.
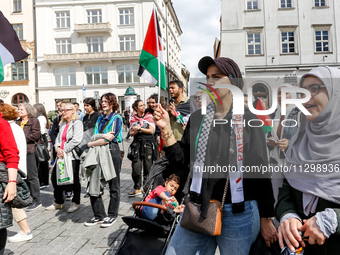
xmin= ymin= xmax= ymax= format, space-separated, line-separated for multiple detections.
xmin=67 ymin=202 xmax=80 ymax=213
xmin=45 ymin=202 xmax=65 ymax=211
xmin=8 ymin=231 xmax=33 ymax=243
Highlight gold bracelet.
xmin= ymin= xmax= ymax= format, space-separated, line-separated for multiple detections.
xmin=162 ymin=130 xmax=173 ymax=141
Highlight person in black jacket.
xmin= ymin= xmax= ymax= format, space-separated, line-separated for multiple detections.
xmin=83 ymin=98 xmax=101 ymax=131
xmin=154 ymin=56 xmax=277 ymax=255
xmin=50 ymin=100 xmax=63 ymax=161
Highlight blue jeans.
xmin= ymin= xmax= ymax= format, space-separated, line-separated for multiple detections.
xmin=142 ymin=191 xmax=171 ymax=220
xmin=165 ymin=200 xmax=260 ymax=255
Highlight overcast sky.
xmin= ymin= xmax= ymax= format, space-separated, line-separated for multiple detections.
xmin=171 ymin=0 xmax=221 ymax=79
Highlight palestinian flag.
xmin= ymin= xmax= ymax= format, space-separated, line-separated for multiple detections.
xmin=255 ymin=98 xmax=272 ymax=133
xmin=0 ymin=11 xmax=29 ymax=83
xmin=138 ymin=7 xmax=167 ymax=90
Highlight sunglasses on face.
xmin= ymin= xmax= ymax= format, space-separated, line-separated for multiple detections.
xmin=194 ymin=96 xmax=202 ymax=100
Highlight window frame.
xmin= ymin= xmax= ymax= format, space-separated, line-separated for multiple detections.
xmin=12 ymin=24 xmax=23 ymax=40
xmin=87 ymin=37 xmax=104 ymax=53
xmin=117 ymin=64 xmax=140 ymax=84
xmin=13 ymin=0 xmax=22 ymax=13
xmin=85 ymin=66 xmax=108 ymax=85
xmin=246 ymin=0 xmax=259 ymax=10
xmin=119 ymin=35 xmax=136 ymax=51
xmin=56 ymin=38 xmax=72 ymax=54
xmin=55 ymin=11 xmax=70 ymax=29
xmin=246 ymin=31 xmax=262 ymax=55
xmin=12 ymin=58 xmax=28 ymax=80
xmin=119 ymin=8 xmax=134 ymax=25
xmin=12 ymin=93 xmax=29 ymax=107
xmin=314 ymin=27 xmax=331 ymax=53
xmin=54 ymin=67 xmax=76 ymax=86
xmin=87 ymin=9 xmax=102 ymax=24
xmin=314 ymin=0 xmax=326 ymax=7
xmin=280 ymin=0 xmax=292 ymax=8
xmin=279 ymin=27 xmax=298 ymax=54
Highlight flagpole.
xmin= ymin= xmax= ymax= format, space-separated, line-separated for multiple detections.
xmin=155 ymin=6 xmax=161 ymax=105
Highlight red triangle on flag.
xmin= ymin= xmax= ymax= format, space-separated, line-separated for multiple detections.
xmin=142 ymin=10 xmax=158 ymax=57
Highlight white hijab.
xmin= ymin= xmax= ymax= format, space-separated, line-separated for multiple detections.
xmin=285 ymin=66 xmax=340 ymax=215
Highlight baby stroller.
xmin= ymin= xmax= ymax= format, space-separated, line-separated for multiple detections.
xmin=116 ymin=156 xmax=188 ymax=255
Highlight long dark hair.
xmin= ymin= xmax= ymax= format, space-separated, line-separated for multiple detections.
xmin=83 ymin=98 xmax=97 ymax=112
xmin=33 ymin=103 xmax=50 ymax=129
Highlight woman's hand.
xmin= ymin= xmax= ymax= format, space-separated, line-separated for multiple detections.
xmin=276 ymin=138 xmax=289 ymax=152
xmin=153 ymin=104 xmax=171 ymax=131
xmin=267 ymin=137 xmax=277 ymax=147
xmin=260 ymin=218 xmax=278 ymax=247
xmin=278 ymin=217 xmax=303 ymax=252
xmin=102 ymin=132 xmax=115 ymax=142
xmin=3 ymin=182 xmax=17 ymax=203
xmin=299 ymin=216 xmax=326 ymax=246
xmin=57 ymin=148 xmax=64 ymax=158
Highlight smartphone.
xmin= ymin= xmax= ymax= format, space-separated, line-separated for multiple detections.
xmin=266 ymin=138 xmax=277 ymax=143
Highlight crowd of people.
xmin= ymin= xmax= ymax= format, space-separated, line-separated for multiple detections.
xmin=0 ymin=55 xmax=339 ymax=255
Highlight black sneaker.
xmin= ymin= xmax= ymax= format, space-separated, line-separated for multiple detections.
xmin=100 ymin=217 xmax=117 ymax=228
xmin=84 ymin=217 xmax=104 ymax=227
xmin=26 ymin=203 xmax=42 ymax=212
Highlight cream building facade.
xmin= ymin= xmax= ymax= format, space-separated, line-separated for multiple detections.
xmin=35 ymin=0 xmax=182 ymax=112
xmin=0 ymin=0 xmax=36 ymax=106
xmin=220 ymin=0 xmax=340 ymax=104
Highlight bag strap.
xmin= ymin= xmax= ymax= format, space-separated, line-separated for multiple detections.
xmin=220 ymin=173 xmax=229 ymax=210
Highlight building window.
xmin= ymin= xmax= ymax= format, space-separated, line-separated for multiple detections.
xmin=13 ymin=0 xmax=22 ymax=12
xmin=56 ymin=11 xmax=70 ymax=28
xmin=12 ymin=93 xmax=29 ymax=107
xmin=281 ymin=31 xmax=295 ymax=53
xmin=87 ymin=37 xmax=103 ymax=52
xmin=281 ymin=0 xmax=292 ymax=8
xmin=314 ymin=0 xmax=325 ymax=7
xmin=12 ymin=24 xmax=23 ymax=40
xmin=119 ymin=8 xmax=134 ymax=25
xmin=315 ymin=30 xmax=329 ymax=52
xmin=247 ymin=33 xmax=261 ymax=55
xmin=54 ymin=67 xmax=76 ymax=86
xmin=87 ymin=10 xmax=102 ymax=23
xmin=12 ymin=59 xmax=28 ymax=80
xmin=86 ymin=66 xmax=108 ymax=85
xmin=119 ymin=35 xmax=135 ymax=51
xmin=117 ymin=65 xmax=139 ymax=83
xmin=56 ymin=38 xmax=71 ymax=54
xmin=247 ymin=1 xmax=258 ymax=10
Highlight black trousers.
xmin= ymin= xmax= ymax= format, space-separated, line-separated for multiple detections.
xmin=51 ymin=159 xmax=81 ymax=204
xmin=26 ymin=153 xmax=41 ymax=203
xmin=0 ymin=228 xmax=6 ymax=255
xmin=90 ymin=143 xmax=121 ymax=219
xmin=38 ymin=160 xmax=50 ymax=186
xmin=131 ymin=142 xmax=153 ymax=190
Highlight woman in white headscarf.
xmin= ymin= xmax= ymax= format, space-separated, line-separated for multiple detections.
xmin=277 ymin=66 xmax=340 ymax=255
xmin=267 ymin=84 xmax=301 ymax=202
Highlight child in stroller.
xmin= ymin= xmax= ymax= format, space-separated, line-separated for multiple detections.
xmin=142 ymin=174 xmax=184 ymax=221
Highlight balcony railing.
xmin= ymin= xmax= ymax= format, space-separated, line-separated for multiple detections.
xmin=74 ymin=22 xmax=112 ymax=34
xmin=43 ymin=50 xmax=141 ymax=63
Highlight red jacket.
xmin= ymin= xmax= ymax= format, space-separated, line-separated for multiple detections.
xmin=0 ymin=114 xmax=19 ymax=169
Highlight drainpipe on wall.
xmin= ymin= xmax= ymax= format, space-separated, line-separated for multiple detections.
xmin=33 ymin=0 xmax=39 ymax=103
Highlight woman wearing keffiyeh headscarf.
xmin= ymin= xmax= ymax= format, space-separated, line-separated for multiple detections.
xmin=154 ymin=56 xmax=277 ymax=255
xmin=277 ymin=66 xmax=340 ymax=255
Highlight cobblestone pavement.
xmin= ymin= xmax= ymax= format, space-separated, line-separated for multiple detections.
xmin=4 ymin=132 xmax=220 ymax=255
